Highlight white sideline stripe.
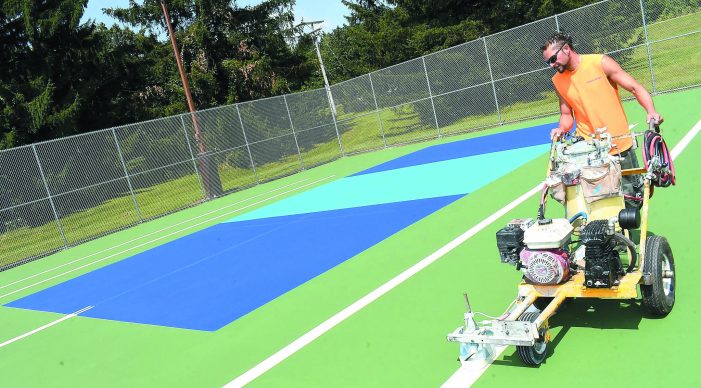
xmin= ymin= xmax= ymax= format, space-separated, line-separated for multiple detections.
xmin=0 ymin=178 xmax=313 ymax=291
xmin=225 ymin=184 xmax=543 ymax=387
xmin=441 ymin=346 xmax=507 ymax=388
xmin=670 ymin=118 xmax=701 ymax=160
xmin=0 ymin=176 xmax=335 ymax=301
xmin=228 ymin=118 xmax=701 ymax=388
xmin=0 ymin=306 xmax=93 ymax=349
xmin=440 ymin=117 xmax=701 ymax=387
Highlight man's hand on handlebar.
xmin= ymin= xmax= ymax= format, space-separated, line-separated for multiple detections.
xmin=550 ymin=127 xmax=568 ymax=141
xmin=646 ymin=112 xmax=664 ymax=126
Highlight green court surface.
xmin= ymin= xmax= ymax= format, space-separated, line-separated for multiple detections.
xmin=0 ymin=87 xmax=699 ymax=387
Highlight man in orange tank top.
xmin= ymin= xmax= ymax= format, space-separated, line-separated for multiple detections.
xmin=541 ymin=33 xmax=663 ymax=208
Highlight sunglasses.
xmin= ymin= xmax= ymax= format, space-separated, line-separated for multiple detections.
xmin=545 ymin=44 xmax=566 ymax=65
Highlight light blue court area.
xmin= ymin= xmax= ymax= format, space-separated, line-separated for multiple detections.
xmin=230 ymin=124 xmax=553 ymax=222
xmin=6 ymin=124 xmax=552 ymax=332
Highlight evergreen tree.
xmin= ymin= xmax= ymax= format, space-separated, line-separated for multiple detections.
xmin=0 ymin=0 xmax=91 ymax=147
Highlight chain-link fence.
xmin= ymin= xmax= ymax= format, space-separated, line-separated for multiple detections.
xmin=1 ymin=0 xmax=699 ymax=269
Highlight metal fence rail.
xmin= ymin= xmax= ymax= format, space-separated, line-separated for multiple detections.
xmin=1 ymin=0 xmax=699 ymax=269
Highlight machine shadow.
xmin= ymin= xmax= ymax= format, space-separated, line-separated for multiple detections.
xmin=489 ymin=226 xmax=663 ymax=368
xmin=495 ymin=298 xmax=646 ymax=368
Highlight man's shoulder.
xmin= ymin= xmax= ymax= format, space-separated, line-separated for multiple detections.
xmin=552 ymin=70 xmax=566 ymax=83
xmin=581 ymin=53 xmax=605 ymax=65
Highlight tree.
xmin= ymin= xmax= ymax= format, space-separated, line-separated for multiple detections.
xmin=0 ymin=0 xmax=92 ymax=147
xmin=106 ymin=0 xmax=318 ymax=106
xmin=320 ymin=0 xmax=598 ymax=83
xmin=0 ymin=0 xmax=322 ymax=149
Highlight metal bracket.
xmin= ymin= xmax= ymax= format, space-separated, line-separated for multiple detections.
xmin=447 ymin=320 xmax=539 ymax=347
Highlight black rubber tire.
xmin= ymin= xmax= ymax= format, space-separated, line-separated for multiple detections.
xmin=516 ymin=311 xmax=548 ymax=366
xmin=641 ymin=235 xmax=675 ymax=316
xmin=533 ymin=297 xmax=553 ymax=311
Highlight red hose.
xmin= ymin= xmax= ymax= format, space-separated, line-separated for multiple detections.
xmin=642 ymin=129 xmax=676 ymax=187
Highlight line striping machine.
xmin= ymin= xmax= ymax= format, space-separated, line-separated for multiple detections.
xmin=447 ymin=121 xmax=676 ymax=366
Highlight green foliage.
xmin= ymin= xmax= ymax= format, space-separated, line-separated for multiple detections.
xmin=0 ymin=0 xmax=319 ymax=149
xmin=0 ymin=0 xmax=696 ymax=152
xmin=319 ymin=0 xmax=599 ymax=83
xmin=106 ymin=0 xmax=318 ymax=104
xmin=0 ymin=0 xmax=91 ymax=145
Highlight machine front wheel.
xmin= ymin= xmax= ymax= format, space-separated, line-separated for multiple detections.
xmin=641 ymin=235 xmax=675 ymax=316
xmin=516 ymin=312 xmax=548 ymax=366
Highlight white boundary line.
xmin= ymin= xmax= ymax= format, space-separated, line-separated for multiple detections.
xmin=227 ymin=118 xmax=701 ymax=388
xmin=670 ymin=118 xmax=701 ymax=160
xmin=0 ymin=176 xmax=335 ymax=301
xmin=440 ymin=118 xmax=701 ymax=387
xmin=225 ymin=184 xmax=543 ymax=387
xmin=441 ymin=346 xmax=508 ymax=388
xmin=0 ymin=178 xmax=313 ymax=291
xmin=0 ymin=306 xmax=93 ymax=349
xmin=441 ymin=347 xmax=508 ymax=388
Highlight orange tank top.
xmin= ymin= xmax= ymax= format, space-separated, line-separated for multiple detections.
xmin=552 ymin=54 xmax=632 ymax=153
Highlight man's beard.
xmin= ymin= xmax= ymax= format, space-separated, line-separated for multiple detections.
xmin=556 ymin=53 xmax=570 ymax=73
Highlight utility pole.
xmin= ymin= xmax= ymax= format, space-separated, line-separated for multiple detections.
xmin=315 ymin=39 xmax=344 ymax=155
xmin=160 ymin=0 xmax=221 ymax=198
xmin=315 ymin=40 xmax=337 ymax=116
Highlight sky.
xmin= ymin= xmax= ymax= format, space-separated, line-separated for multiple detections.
xmin=80 ymin=0 xmax=349 ymax=33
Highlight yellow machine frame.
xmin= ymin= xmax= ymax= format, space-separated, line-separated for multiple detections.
xmin=513 ymin=146 xmax=652 ymax=329
xmin=446 ymin=128 xmax=675 ymax=367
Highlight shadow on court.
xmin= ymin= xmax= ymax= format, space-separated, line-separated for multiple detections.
xmin=494 ymin=297 xmax=647 ymax=368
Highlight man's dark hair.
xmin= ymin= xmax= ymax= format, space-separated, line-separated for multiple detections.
xmin=541 ymin=32 xmax=574 ymax=52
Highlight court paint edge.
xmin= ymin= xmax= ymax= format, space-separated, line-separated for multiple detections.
xmin=0 ymin=176 xmax=335 ymax=302
xmin=224 ymin=183 xmax=544 ymax=387
xmin=0 ymin=178 xmax=314 ymax=293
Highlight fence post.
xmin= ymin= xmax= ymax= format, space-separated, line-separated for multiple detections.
xmin=639 ymin=0 xmax=657 ymax=94
xmin=421 ymin=56 xmax=441 ymax=138
xmin=368 ymin=73 xmax=387 ymax=147
xmin=236 ymin=104 xmax=259 ymax=184
xmin=327 ymin=96 xmax=345 ymax=157
xmin=328 ymin=96 xmax=345 ymax=157
xmin=181 ymin=115 xmax=206 ymax=198
xmin=555 ymin=14 xmax=560 ymax=32
xmin=111 ymin=127 xmax=143 ymax=222
xmin=283 ymin=95 xmax=305 ymax=170
xmin=482 ymin=37 xmax=503 ymax=125
xmin=32 ymin=144 xmax=68 ymax=247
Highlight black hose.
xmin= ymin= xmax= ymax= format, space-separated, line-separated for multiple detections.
xmin=642 ymin=124 xmax=676 ymax=188
xmin=613 ymin=232 xmax=638 ymax=273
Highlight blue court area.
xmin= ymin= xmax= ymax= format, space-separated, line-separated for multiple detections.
xmin=8 ymin=196 xmax=459 ymax=331
xmin=6 ymin=123 xmax=553 ymax=331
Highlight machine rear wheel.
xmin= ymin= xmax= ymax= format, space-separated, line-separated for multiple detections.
xmin=641 ymin=235 xmax=675 ymax=316
xmin=516 ymin=312 xmax=548 ymax=366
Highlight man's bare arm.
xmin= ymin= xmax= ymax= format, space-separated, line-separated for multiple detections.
xmin=551 ymin=88 xmax=574 ymax=139
xmin=602 ymin=55 xmax=663 ymax=124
